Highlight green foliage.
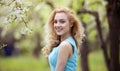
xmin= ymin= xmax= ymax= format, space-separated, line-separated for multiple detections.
xmin=76 ymin=0 xmax=108 ymax=49
xmin=72 ymin=0 xmax=84 ymax=11
xmin=88 ymin=30 xmax=97 ymax=42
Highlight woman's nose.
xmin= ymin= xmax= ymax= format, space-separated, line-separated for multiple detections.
xmin=55 ymin=22 xmax=61 ymax=27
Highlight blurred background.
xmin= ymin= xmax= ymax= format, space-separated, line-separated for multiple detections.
xmin=0 ymin=0 xmax=119 ymax=71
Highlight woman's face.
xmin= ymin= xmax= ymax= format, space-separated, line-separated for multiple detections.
xmin=54 ymin=12 xmax=72 ymax=36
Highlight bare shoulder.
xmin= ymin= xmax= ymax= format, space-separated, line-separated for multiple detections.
xmin=58 ymin=41 xmax=73 ymax=57
xmin=56 ymin=41 xmax=73 ymax=71
xmin=59 ymin=41 xmax=72 ymax=49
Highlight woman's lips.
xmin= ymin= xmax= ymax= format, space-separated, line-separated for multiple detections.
xmin=56 ymin=28 xmax=62 ymax=32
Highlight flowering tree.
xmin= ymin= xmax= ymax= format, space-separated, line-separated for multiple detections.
xmin=0 ymin=0 xmax=32 ymax=25
xmin=0 ymin=0 xmax=32 ymax=56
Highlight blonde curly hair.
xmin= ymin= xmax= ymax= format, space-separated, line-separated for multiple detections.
xmin=42 ymin=7 xmax=85 ymax=57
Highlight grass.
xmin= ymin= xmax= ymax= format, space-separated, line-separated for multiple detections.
xmin=0 ymin=56 xmax=50 ymax=71
xmin=88 ymin=50 xmax=107 ymax=71
xmin=0 ymin=50 xmax=107 ymax=71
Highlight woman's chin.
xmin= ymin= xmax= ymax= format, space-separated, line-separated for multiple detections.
xmin=56 ymin=33 xmax=63 ymax=36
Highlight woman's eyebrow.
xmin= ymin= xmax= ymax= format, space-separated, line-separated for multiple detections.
xmin=59 ymin=19 xmax=65 ymax=21
xmin=54 ymin=18 xmax=65 ymax=21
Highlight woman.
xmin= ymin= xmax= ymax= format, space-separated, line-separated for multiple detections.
xmin=42 ymin=7 xmax=84 ymax=71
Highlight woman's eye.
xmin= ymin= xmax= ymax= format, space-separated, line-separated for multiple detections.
xmin=54 ymin=20 xmax=57 ymax=23
xmin=60 ymin=20 xmax=65 ymax=23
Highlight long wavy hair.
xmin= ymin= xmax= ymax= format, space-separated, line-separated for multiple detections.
xmin=42 ymin=7 xmax=85 ymax=57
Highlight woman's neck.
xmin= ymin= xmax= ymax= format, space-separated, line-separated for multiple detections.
xmin=60 ymin=33 xmax=71 ymax=42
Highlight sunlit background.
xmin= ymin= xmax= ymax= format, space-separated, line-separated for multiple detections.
xmin=0 ymin=0 xmax=119 ymax=71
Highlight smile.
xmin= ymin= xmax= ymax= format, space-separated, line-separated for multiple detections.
xmin=56 ymin=28 xmax=63 ymax=32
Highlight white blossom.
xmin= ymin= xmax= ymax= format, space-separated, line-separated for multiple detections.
xmin=1 ymin=0 xmax=32 ymax=25
xmin=21 ymin=27 xmax=32 ymax=35
xmin=0 ymin=0 xmax=8 ymax=5
xmin=34 ymin=2 xmax=45 ymax=11
xmin=8 ymin=18 xmax=12 ymax=23
xmin=15 ymin=9 xmax=21 ymax=14
xmin=25 ymin=2 xmax=32 ymax=6
xmin=1 ymin=17 xmax=9 ymax=24
xmin=23 ymin=7 xmax=29 ymax=12
xmin=16 ymin=0 xmax=23 ymax=4
xmin=102 ymin=1 xmax=108 ymax=6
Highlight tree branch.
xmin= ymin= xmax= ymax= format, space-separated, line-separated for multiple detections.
xmin=77 ymin=9 xmax=110 ymax=71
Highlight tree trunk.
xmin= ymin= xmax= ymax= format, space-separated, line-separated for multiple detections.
xmin=80 ymin=37 xmax=89 ymax=71
xmin=33 ymin=33 xmax=41 ymax=58
xmin=79 ymin=20 xmax=90 ymax=71
xmin=77 ymin=10 xmax=110 ymax=71
xmin=106 ymin=0 xmax=120 ymax=71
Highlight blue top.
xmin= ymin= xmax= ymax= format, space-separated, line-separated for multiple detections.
xmin=48 ymin=36 xmax=78 ymax=71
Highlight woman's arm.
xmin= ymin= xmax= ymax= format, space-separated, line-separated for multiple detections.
xmin=55 ymin=41 xmax=73 ymax=71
